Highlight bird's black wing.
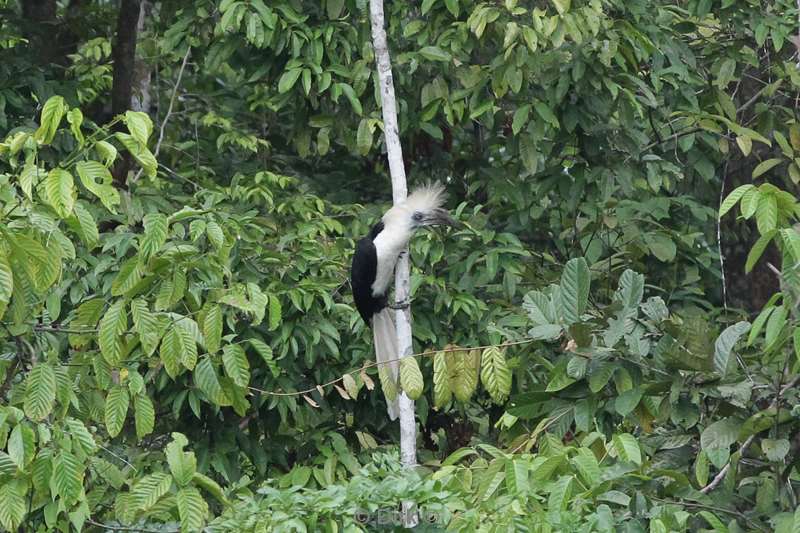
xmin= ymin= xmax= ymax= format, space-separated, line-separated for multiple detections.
xmin=351 ymin=222 xmax=387 ymax=324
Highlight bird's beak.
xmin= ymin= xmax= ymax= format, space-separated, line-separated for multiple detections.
xmin=424 ymin=208 xmax=459 ymax=228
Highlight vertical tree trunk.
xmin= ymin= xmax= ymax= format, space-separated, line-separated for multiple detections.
xmin=111 ymin=0 xmax=143 ymax=188
xmin=368 ymin=0 xmax=418 ymax=527
xmin=131 ymin=1 xmax=151 ymax=114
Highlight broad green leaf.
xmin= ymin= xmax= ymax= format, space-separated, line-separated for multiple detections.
xmin=572 ymin=448 xmax=601 ymax=485
xmin=480 ymin=346 xmax=511 ymax=403
xmin=701 ymin=418 xmax=739 ymax=450
xmin=98 ymin=300 xmax=127 ymax=365
xmin=512 ymin=105 xmax=531 ymax=135
xmin=66 ymin=108 xmax=84 ymax=144
xmin=745 ymin=230 xmax=776 ymax=273
xmin=24 ymin=363 xmax=56 ymax=421
xmin=131 ymin=298 xmax=162 ymax=356
xmin=70 ymin=201 xmax=99 ymax=248
xmin=752 ymin=158 xmax=782 ymax=179
xmin=560 ymin=257 xmax=590 ymax=324
xmin=551 ymin=0 xmax=570 ymax=14
xmin=115 ymin=132 xmax=157 ymax=178
xmin=112 ymin=257 xmax=145 ymax=296
xmin=194 ymin=357 xmax=230 ymax=406
xmin=695 ymin=450 xmax=709 ymax=486
xmin=131 ymin=472 xmax=172 ymax=511
xmin=76 ymin=160 xmax=120 ymax=212
xmin=177 ymin=486 xmax=208 ymax=531
xmin=53 ymin=450 xmax=84 ymax=505
xmin=736 ymin=135 xmax=752 ymax=156
xmin=35 ymin=95 xmax=66 ymax=144
xmin=719 ymin=184 xmax=754 ymax=218
xmin=326 ymin=0 xmax=344 ymax=18
xmin=762 ymin=438 xmax=790 ymax=461
xmin=278 ymin=68 xmax=302 ymax=93
xmin=611 ymin=433 xmax=642 ymax=465
xmin=203 ymin=304 xmax=223 ymax=354
xmin=192 ymin=472 xmax=229 ymax=505
xmin=399 ymin=357 xmax=424 ymax=400
xmin=433 ymin=350 xmax=451 ymax=409
xmin=140 ymin=213 xmax=169 ymax=261
xmin=166 ymin=433 xmax=197 ymax=486
xmin=713 ymin=321 xmax=750 ymax=376
xmin=105 ymin=386 xmax=129 ymax=437
xmin=95 ymin=140 xmax=118 ymax=167
xmin=205 ymin=221 xmax=224 ymax=249
xmin=268 ymin=294 xmax=282 ymax=330
xmin=44 ymin=168 xmax=75 ymax=218
xmin=65 ymin=418 xmax=96 ymax=454
xmin=134 ymin=394 xmax=155 ymax=439
xmin=125 ymin=110 xmax=153 ymax=145
xmin=18 ymin=163 xmax=41 ymax=199
xmin=222 ymin=344 xmax=250 ymax=388
xmin=8 ymin=424 xmax=34 ymax=468
xmin=0 ymin=483 xmax=26 ymax=531
xmin=419 ymin=46 xmax=451 ymax=62
xmin=0 ymin=253 xmax=12 ymax=315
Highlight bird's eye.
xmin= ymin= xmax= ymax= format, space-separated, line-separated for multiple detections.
xmin=412 ymin=212 xmax=423 ymax=222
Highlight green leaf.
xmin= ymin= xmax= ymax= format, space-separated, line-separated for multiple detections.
xmin=0 ymin=452 xmax=17 ymax=476
xmin=572 ymin=448 xmax=601 ymax=485
xmin=247 ymin=337 xmax=278 ymax=376
xmin=419 ymin=46 xmax=451 ymax=62
xmin=433 ymin=350 xmax=451 ymax=409
xmin=701 ymin=418 xmax=739 ymax=450
xmin=8 ymin=424 xmax=33 ymax=468
xmin=512 ymin=105 xmax=530 ymax=135
xmin=71 ymin=201 xmax=100 ymax=248
xmin=194 ymin=357 xmax=230 ymax=406
xmin=480 ymin=346 xmax=512 ymax=404
xmin=115 ymin=132 xmax=158 ymax=178
xmin=95 ymin=140 xmax=118 ymax=167
xmin=736 ymin=135 xmax=752 ymax=156
xmin=326 ymin=0 xmax=344 ymax=18
xmin=134 ymin=394 xmax=155 ymax=439
xmin=65 ymin=417 xmax=96 ymax=454
xmin=752 ymin=158 xmax=782 ymax=179
xmin=745 ymin=230 xmax=776 ymax=273
xmin=713 ymin=321 xmax=750 ymax=376
xmin=24 ymin=363 xmax=56 ymax=421
xmin=53 ymin=450 xmax=84 ymax=505
xmin=695 ymin=450 xmax=709 ymax=486
xmin=177 ymin=486 xmax=208 ymax=532
xmin=66 ymin=108 xmax=84 ymax=144
xmin=44 ymin=168 xmax=75 ymax=218
xmin=761 ymin=438 xmax=790 ymax=461
xmin=644 ymin=233 xmax=676 ymax=262
xmin=18 ymin=163 xmax=41 ymax=199
xmin=356 ymin=118 xmax=373 ymax=155
xmin=222 ymin=344 xmax=250 ymax=388
xmin=551 ymin=0 xmax=570 ymax=14
xmin=192 ymin=472 xmax=229 ymax=505
xmin=268 ymin=294 xmax=281 ymax=330
xmin=399 ymin=357 xmax=424 ymax=400
xmin=278 ymin=68 xmax=302 ymax=93
xmin=615 ymin=270 xmax=644 ymax=308
xmin=131 ymin=298 xmax=162 ymax=357
xmin=560 ymin=257 xmax=590 ymax=324
xmin=781 ymin=228 xmax=800 ymax=262
xmin=0 ymin=483 xmax=26 ymax=531
xmin=99 ymin=300 xmax=128 ymax=365
xmin=612 ymin=433 xmax=642 ymax=465
xmin=719 ymin=184 xmax=754 ymax=218
xmin=533 ymin=100 xmax=559 ymax=128
xmin=166 ymin=433 xmax=197 ymax=486
xmin=203 ymin=304 xmax=223 ymax=354
xmin=161 ymin=328 xmax=184 ymax=378
xmin=140 ymin=213 xmax=169 ymax=261
xmin=756 ymin=193 xmax=778 ymax=233
xmin=125 ymin=111 xmax=153 ymax=146
xmin=105 ymin=386 xmax=130 ymax=438
xmin=131 ymin=473 xmax=172 ymax=511
xmin=205 ymin=221 xmax=224 ymax=249
xmin=76 ymin=160 xmax=120 ymax=213
xmin=35 ymin=95 xmax=66 ymax=144
xmin=112 ymin=257 xmax=145 ymax=296
xmin=337 ymin=83 xmax=363 ymax=115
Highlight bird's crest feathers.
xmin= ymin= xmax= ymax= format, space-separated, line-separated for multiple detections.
xmin=403 ymin=182 xmax=447 ymax=213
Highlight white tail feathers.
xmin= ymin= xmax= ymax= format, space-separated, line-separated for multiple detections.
xmin=373 ymin=308 xmax=400 ymax=420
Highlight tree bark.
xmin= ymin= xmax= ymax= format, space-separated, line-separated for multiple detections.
xmin=368 ymin=0 xmax=418 ymax=527
xmin=111 ymin=0 xmax=143 ymax=188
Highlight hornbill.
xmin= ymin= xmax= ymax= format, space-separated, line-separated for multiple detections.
xmin=350 ymin=183 xmax=456 ymax=419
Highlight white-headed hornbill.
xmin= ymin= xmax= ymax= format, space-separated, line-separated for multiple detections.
xmin=350 ymin=183 xmax=455 ymax=419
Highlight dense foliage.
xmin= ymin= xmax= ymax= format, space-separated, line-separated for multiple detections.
xmin=1 ymin=0 xmax=800 ymax=531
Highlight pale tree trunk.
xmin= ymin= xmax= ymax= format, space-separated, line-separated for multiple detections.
xmin=131 ymin=0 xmax=151 ymax=113
xmin=368 ymin=0 xmax=418 ymax=527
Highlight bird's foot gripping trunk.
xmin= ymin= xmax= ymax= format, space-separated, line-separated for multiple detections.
xmin=373 ymin=307 xmax=400 ymax=420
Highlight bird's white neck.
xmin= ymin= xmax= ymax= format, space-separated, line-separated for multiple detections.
xmin=370 ymin=221 xmax=412 ymax=297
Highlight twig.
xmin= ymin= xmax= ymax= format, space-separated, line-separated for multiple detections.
xmin=247 ymin=339 xmax=535 ymax=398
xmin=133 ymin=46 xmax=191 ymax=182
xmin=98 ymin=444 xmax=138 ymax=473
xmin=86 ymin=518 xmax=178 ymax=532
